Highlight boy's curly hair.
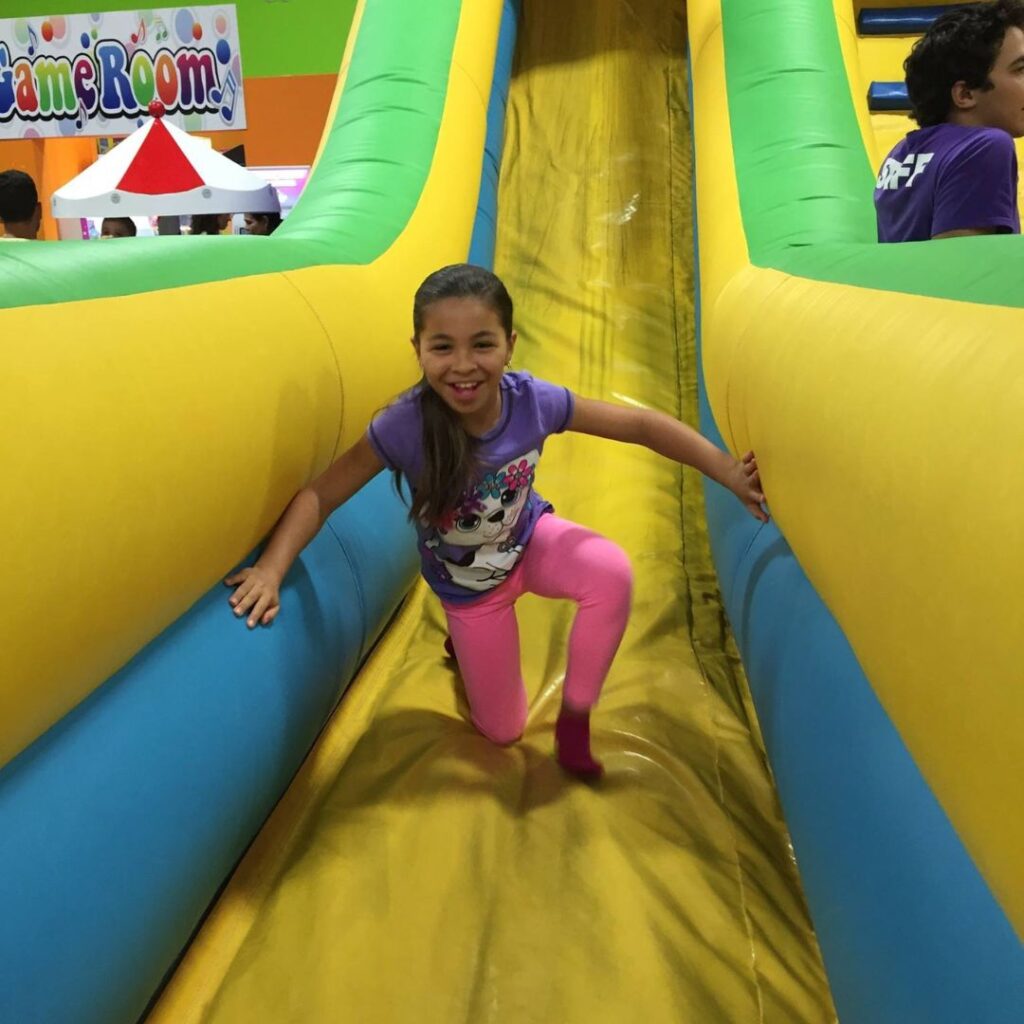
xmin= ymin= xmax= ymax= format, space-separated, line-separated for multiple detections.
xmin=905 ymin=0 xmax=1024 ymax=126
xmin=0 ymin=170 xmax=37 ymax=223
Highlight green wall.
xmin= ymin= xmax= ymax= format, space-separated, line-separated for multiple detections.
xmin=0 ymin=1 xmax=357 ymax=78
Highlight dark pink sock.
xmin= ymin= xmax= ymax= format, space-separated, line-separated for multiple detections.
xmin=555 ymin=707 xmax=603 ymax=779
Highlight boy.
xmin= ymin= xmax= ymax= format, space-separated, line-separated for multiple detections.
xmin=875 ymin=0 xmax=1024 ymax=241
xmin=0 ymin=170 xmax=41 ymax=241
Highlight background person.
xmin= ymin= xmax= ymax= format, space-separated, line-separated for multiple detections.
xmin=100 ymin=217 xmax=137 ymax=239
xmin=189 ymin=213 xmax=231 ymax=235
xmin=0 ymin=170 xmax=42 ymax=241
xmin=875 ymin=0 xmax=1024 ymax=241
xmin=243 ymin=212 xmax=282 ymax=235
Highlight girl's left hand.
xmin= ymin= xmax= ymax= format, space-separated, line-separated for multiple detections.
xmin=727 ymin=451 xmax=769 ymax=522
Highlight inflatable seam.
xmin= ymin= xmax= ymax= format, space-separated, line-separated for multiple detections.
xmin=279 ymin=269 xmax=347 ymax=462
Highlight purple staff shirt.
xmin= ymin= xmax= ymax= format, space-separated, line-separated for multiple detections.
xmin=874 ymin=123 xmax=1020 ymax=242
xmin=367 ymin=371 xmax=574 ymax=604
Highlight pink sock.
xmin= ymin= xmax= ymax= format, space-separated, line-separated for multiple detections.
xmin=555 ymin=707 xmax=603 ymax=779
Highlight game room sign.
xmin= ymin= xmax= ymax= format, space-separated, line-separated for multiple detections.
xmin=0 ymin=6 xmax=246 ymax=139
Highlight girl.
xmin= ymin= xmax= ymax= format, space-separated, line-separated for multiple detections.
xmin=226 ymin=264 xmax=767 ymax=779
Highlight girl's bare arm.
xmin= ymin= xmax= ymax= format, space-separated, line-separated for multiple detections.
xmin=226 ymin=435 xmax=385 ymax=626
xmin=568 ymin=396 xmax=768 ymax=521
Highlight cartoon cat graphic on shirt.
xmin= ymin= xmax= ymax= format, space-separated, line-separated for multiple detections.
xmin=423 ymin=451 xmax=539 ymax=591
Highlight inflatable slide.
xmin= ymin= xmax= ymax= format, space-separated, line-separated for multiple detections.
xmin=1 ymin=2 xmax=1020 ymax=1022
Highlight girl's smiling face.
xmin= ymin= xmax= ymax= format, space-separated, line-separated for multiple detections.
xmin=413 ymin=297 xmax=516 ymax=435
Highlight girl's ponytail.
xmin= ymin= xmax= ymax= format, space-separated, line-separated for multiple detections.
xmin=413 ymin=383 xmax=479 ymax=525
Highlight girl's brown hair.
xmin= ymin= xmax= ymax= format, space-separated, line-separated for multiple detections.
xmin=400 ymin=264 xmax=513 ymax=525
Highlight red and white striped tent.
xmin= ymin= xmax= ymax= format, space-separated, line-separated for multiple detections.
xmin=51 ymin=107 xmax=280 ymax=218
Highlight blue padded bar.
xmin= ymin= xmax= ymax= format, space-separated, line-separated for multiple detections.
xmin=0 ymin=474 xmax=418 ymax=1024
xmin=869 ymin=81 xmax=911 ymax=111
xmin=858 ymin=6 xmax=959 ymax=35
xmin=469 ymin=0 xmax=520 ymax=268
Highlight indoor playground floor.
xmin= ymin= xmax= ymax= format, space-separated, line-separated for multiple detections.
xmin=147 ymin=3 xmax=837 ymax=1021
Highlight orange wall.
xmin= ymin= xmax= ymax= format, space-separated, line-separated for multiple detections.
xmin=0 ymin=74 xmax=336 ymax=239
xmin=0 ymin=137 xmax=96 ymax=241
xmin=196 ymin=74 xmax=337 ymax=167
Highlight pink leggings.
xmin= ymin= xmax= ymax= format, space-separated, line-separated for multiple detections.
xmin=442 ymin=514 xmax=633 ymax=745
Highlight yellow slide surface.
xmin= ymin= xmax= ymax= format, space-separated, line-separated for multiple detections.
xmin=149 ymin=4 xmax=835 ymax=1021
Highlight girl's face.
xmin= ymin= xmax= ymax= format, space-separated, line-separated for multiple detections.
xmin=414 ymin=297 xmax=516 ymax=432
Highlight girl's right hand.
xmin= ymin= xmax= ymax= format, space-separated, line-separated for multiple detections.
xmin=224 ymin=565 xmax=282 ymax=628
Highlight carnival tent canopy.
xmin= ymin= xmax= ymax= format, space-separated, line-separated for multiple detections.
xmin=51 ymin=107 xmax=280 ymax=219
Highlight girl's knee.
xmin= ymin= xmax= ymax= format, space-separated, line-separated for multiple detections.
xmin=589 ymin=540 xmax=633 ymax=603
xmin=607 ymin=541 xmax=633 ymax=587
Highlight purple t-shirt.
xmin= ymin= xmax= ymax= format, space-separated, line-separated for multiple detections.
xmin=367 ymin=371 xmax=574 ymax=604
xmin=874 ymin=124 xmax=1020 ymax=242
